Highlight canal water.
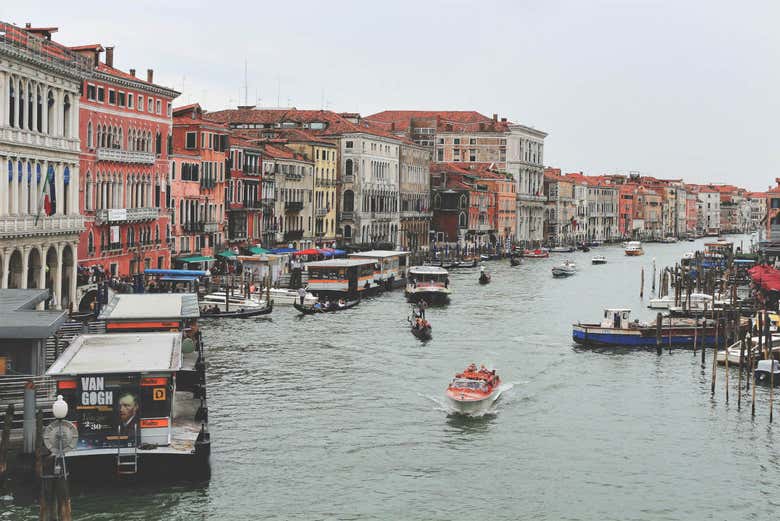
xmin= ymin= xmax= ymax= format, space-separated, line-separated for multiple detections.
xmin=6 ymin=235 xmax=779 ymax=521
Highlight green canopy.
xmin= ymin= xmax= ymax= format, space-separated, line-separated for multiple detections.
xmin=248 ymin=246 xmax=269 ymax=255
xmin=175 ymin=255 xmax=216 ymax=263
xmin=217 ymin=249 xmax=237 ymax=258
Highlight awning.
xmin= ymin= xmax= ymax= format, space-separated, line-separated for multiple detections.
xmin=332 ymin=249 xmax=347 ymax=256
xmin=175 ymin=255 xmax=216 ymax=263
xmin=318 ymin=248 xmax=335 ymax=258
xmin=749 ymin=265 xmax=780 ymax=292
xmin=248 ymin=246 xmax=269 ymax=255
xmin=217 ymin=249 xmax=237 ymax=258
xmin=269 ymin=248 xmax=297 ymax=254
xmin=294 ymin=248 xmax=320 ymax=256
xmin=160 ymin=275 xmax=199 ymax=282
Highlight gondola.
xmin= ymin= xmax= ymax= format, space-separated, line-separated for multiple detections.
xmin=411 ymin=322 xmax=432 ymax=340
xmin=509 ymin=257 xmax=521 ymax=267
xmin=478 ymin=273 xmax=491 ymax=284
xmin=294 ymin=299 xmax=360 ymax=314
xmin=200 ymin=301 xmax=274 ymax=319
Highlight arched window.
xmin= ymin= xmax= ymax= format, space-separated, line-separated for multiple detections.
xmin=345 ymin=159 xmax=353 ymax=178
xmin=26 ymin=82 xmax=33 ymax=130
xmin=36 ymin=86 xmax=42 ymax=132
xmin=87 ymin=122 xmax=93 ymax=148
xmin=8 ymin=80 xmax=15 ymax=127
xmin=343 ymin=190 xmax=354 ymax=212
xmin=47 ymin=90 xmax=55 ymax=134
xmin=88 ymin=232 xmax=94 ymax=253
xmin=85 ymin=172 xmax=92 ymax=210
xmin=18 ymin=82 xmax=25 ymax=130
xmin=459 ymin=212 xmax=467 ymax=228
xmin=62 ymin=95 xmax=71 ymax=138
xmin=344 ymin=225 xmax=352 ymax=239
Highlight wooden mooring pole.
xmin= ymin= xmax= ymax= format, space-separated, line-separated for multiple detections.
xmin=768 ymin=312 xmax=774 ymax=424
xmin=0 ymin=403 xmax=13 ymax=487
xmin=640 ymin=267 xmax=644 ymax=299
xmin=711 ymin=308 xmax=719 ymax=396
xmin=656 ymin=312 xmax=662 ymax=356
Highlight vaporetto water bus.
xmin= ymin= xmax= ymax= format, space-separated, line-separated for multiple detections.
xmin=348 ymin=250 xmax=409 ymax=290
xmin=405 ymin=266 xmax=451 ymax=304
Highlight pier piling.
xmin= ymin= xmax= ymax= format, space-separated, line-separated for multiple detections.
xmin=711 ymin=308 xmax=719 ymax=396
xmin=0 ymin=403 xmax=13 ymax=486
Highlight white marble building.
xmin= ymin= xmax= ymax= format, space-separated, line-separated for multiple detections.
xmin=506 ymin=124 xmax=547 ymax=243
xmin=0 ymin=24 xmax=87 ymax=308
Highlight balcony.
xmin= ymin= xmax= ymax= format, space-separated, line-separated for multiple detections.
xmin=316 ymin=207 xmax=329 ymax=217
xmin=95 ymin=147 xmax=156 ymax=164
xmin=371 ymin=211 xmax=394 ymax=221
xmin=283 ymin=229 xmax=304 ymax=241
xmin=342 ymin=175 xmax=354 ymax=184
xmin=95 ymin=207 xmax=159 ymax=224
xmin=182 ymin=221 xmax=204 ymax=233
xmin=0 ymin=127 xmax=79 ymax=154
xmin=285 ymin=201 xmax=304 ymax=213
xmin=400 ymin=210 xmax=433 ymax=219
xmin=517 ymin=193 xmax=547 ymax=204
xmin=228 ymin=231 xmax=248 ymax=241
xmin=103 ymin=242 xmax=123 ymax=253
xmin=340 ymin=211 xmax=354 ymax=221
xmin=0 ymin=214 xmax=84 ymax=238
xmin=229 ymin=201 xmax=245 ymax=210
xmin=478 ymin=223 xmax=492 ymax=232
xmin=245 ymin=200 xmax=262 ymax=209
xmin=204 ymin=221 xmax=219 ymax=233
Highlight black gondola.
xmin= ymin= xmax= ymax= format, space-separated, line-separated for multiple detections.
xmin=479 ymin=273 xmax=491 ymax=284
xmin=294 ymin=299 xmax=360 ymax=314
xmin=200 ymin=301 xmax=274 ymax=319
xmin=509 ymin=257 xmax=521 ymax=267
xmin=411 ymin=323 xmax=432 ymax=340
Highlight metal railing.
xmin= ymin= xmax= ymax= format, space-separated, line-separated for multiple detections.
xmin=316 ymin=207 xmax=329 ymax=217
xmin=182 ymin=221 xmax=204 ymax=233
xmin=283 ymin=229 xmax=303 ymax=241
xmin=204 ymin=221 xmax=219 ymax=233
xmin=285 ymin=201 xmax=304 ymax=212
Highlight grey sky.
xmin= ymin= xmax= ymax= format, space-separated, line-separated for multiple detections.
xmin=4 ymin=0 xmax=778 ymax=190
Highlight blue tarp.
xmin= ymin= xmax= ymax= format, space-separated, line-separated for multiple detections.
xmin=333 ymin=249 xmax=347 ymax=256
xmin=269 ymin=248 xmax=297 ymax=254
xmin=160 ymin=275 xmax=199 ymax=282
xmin=145 ymin=269 xmax=209 ymax=277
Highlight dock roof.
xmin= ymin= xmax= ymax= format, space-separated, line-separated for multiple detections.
xmin=46 ymin=332 xmax=182 ymax=376
xmin=306 ymin=259 xmax=377 ymax=268
xmin=0 ymin=289 xmax=66 ymax=339
xmin=349 ymin=250 xmax=409 ymax=258
xmin=98 ymin=294 xmax=200 ymax=321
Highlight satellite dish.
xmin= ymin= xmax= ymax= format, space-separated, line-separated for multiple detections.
xmin=43 ymin=420 xmax=78 ymax=456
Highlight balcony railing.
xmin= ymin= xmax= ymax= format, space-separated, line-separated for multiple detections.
xmin=95 ymin=147 xmax=156 ymax=164
xmin=285 ymin=201 xmax=304 ymax=213
xmin=340 ymin=211 xmax=354 ymax=221
xmin=245 ymin=200 xmax=262 ymax=209
xmin=283 ymin=229 xmax=304 ymax=241
xmin=342 ymin=175 xmax=354 ymax=184
xmin=228 ymin=231 xmax=248 ymax=241
xmin=0 ymin=214 xmax=84 ymax=238
xmin=182 ymin=221 xmax=204 ymax=233
xmin=204 ymin=221 xmax=219 ymax=233
xmin=316 ymin=207 xmax=329 ymax=217
xmin=95 ymin=207 xmax=159 ymax=224
xmin=0 ymin=128 xmax=79 ymax=154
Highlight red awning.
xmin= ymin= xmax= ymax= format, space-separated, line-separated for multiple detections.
xmin=748 ymin=265 xmax=780 ymax=292
xmin=293 ymin=249 xmax=320 ymax=257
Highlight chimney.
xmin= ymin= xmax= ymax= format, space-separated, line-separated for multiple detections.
xmin=129 ymin=68 xmax=136 ymax=77
xmin=105 ymin=46 xmax=114 ymax=67
xmin=492 ymin=113 xmax=498 ymax=121
xmin=390 ymin=122 xmax=395 ymax=131
xmin=501 ymin=117 xmax=507 ymax=123
xmin=147 ymin=69 xmax=154 ymax=83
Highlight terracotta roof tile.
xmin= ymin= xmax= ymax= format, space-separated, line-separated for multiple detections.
xmin=365 ymin=110 xmax=513 ymax=133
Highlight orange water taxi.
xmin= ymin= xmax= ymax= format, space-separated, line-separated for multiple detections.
xmin=445 ymin=364 xmax=502 ymax=415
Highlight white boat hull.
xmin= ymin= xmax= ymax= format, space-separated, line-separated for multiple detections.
xmin=446 ymin=389 xmax=501 ymax=415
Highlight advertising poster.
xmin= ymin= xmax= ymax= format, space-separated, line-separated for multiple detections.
xmin=74 ymin=376 xmax=140 ymax=449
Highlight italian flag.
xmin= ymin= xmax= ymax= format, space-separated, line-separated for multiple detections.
xmin=35 ymin=166 xmax=55 ymax=224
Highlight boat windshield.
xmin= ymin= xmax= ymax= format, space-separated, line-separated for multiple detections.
xmin=450 ymin=378 xmax=488 ymax=391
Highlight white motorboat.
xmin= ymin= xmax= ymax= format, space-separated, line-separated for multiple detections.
xmin=445 ymin=364 xmax=502 ymax=416
xmin=624 ymin=241 xmax=644 ymax=256
xmin=662 ymin=236 xmax=678 ymax=243
xmin=550 ymin=246 xmax=575 ymax=253
xmin=648 ymin=292 xmax=713 ymax=310
xmin=591 ymin=255 xmax=607 ymax=265
xmin=552 ymin=260 xmax=577 ymax=277
xmin=682 ymin=252 xmax=695 ymax=260
xmin=406 ymin=266 xmax=451 ymax=304
xmin=256 ymin=288 xmax=316 ymax=306
xmin=200 ymin=292 xmax=265 ymax=312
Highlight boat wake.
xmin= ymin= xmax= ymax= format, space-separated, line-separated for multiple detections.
xmin=422 ymin=382 xmax=516 ymax=418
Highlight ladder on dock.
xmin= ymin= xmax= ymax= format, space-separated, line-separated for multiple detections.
xmin=116 ymin=446 xmax=139 ymax=475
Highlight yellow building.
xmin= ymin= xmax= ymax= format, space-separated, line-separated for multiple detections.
xmin=283 ymin=131 xmax=338 ymax=245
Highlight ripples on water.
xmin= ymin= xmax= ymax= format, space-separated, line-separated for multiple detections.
xmin=8 ymin=235 xmax=780 ymax=520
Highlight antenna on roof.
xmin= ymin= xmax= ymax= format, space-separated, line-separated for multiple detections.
xmin=276 ymin=75 xmax=280 ymax=108
xmin=243 ymin=58 xmax=249 ymax=107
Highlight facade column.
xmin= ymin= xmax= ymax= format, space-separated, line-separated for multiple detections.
xmin=31 ymin=81 xmax=38 ymax=134
xmin=20 ymin=161 xmax=28 ymax=215
xmin=0 ymin=72 xmax=6 ymax=128
xmin=14 ymin=78 xmax=21 ymax=129
xmin=20 ymin=246 xmax=29 ymax=289
xmin=38 ymin=253 xmax=46 ymax=291
xmin=70 ymin=241 xmax=78 ymax=310
xmin=0 ymin=157 xmax=6 ymax=217
xmin=30 ymin=162 xmax=38 ymax=215
xmin=56 ymin=162 xmax=64 ymax=216
xmin=41 ymin=85 xmax=48 ymax=135
xmin=54 ymin=242 xmax=63 ymax=310
xmin=1 ymin=248 xmax=10 ymax=288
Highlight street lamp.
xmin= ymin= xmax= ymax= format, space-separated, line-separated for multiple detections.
xmin=52 ymin=394 xmax=68 ymax=419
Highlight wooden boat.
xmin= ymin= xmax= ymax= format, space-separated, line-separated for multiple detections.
xmin=294 ymin=299 xmax=360 ymax=314
xmin=522 ymin=248 xmax=549 ymax=259
xmin=445 ymin=364 xmax=502 ymax=415
xmin=509 ymin=257 xmax=521 ymax=267
xmin=755 ymin=360 xmax=780 ymax=386
xmin=410 ymin=315 xmax=432 ymax=340
xmin=200 ymin=301 xmax=273 ymax=318
xmin=552 ymin=260 xmax=576 ymax=277
xmin=573 ymin=308 xmax=721 ymax=348
xmin=591 ymin=256 xmax=607 ymax=265
xmin=478 ymin=271 xmax=491 ymax=284
xmin=550 ymin=246 xmax=575 ymax=253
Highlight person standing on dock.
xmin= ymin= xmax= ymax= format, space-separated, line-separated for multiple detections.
xmin=297 ymin=286 xmax=307 ymax=306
